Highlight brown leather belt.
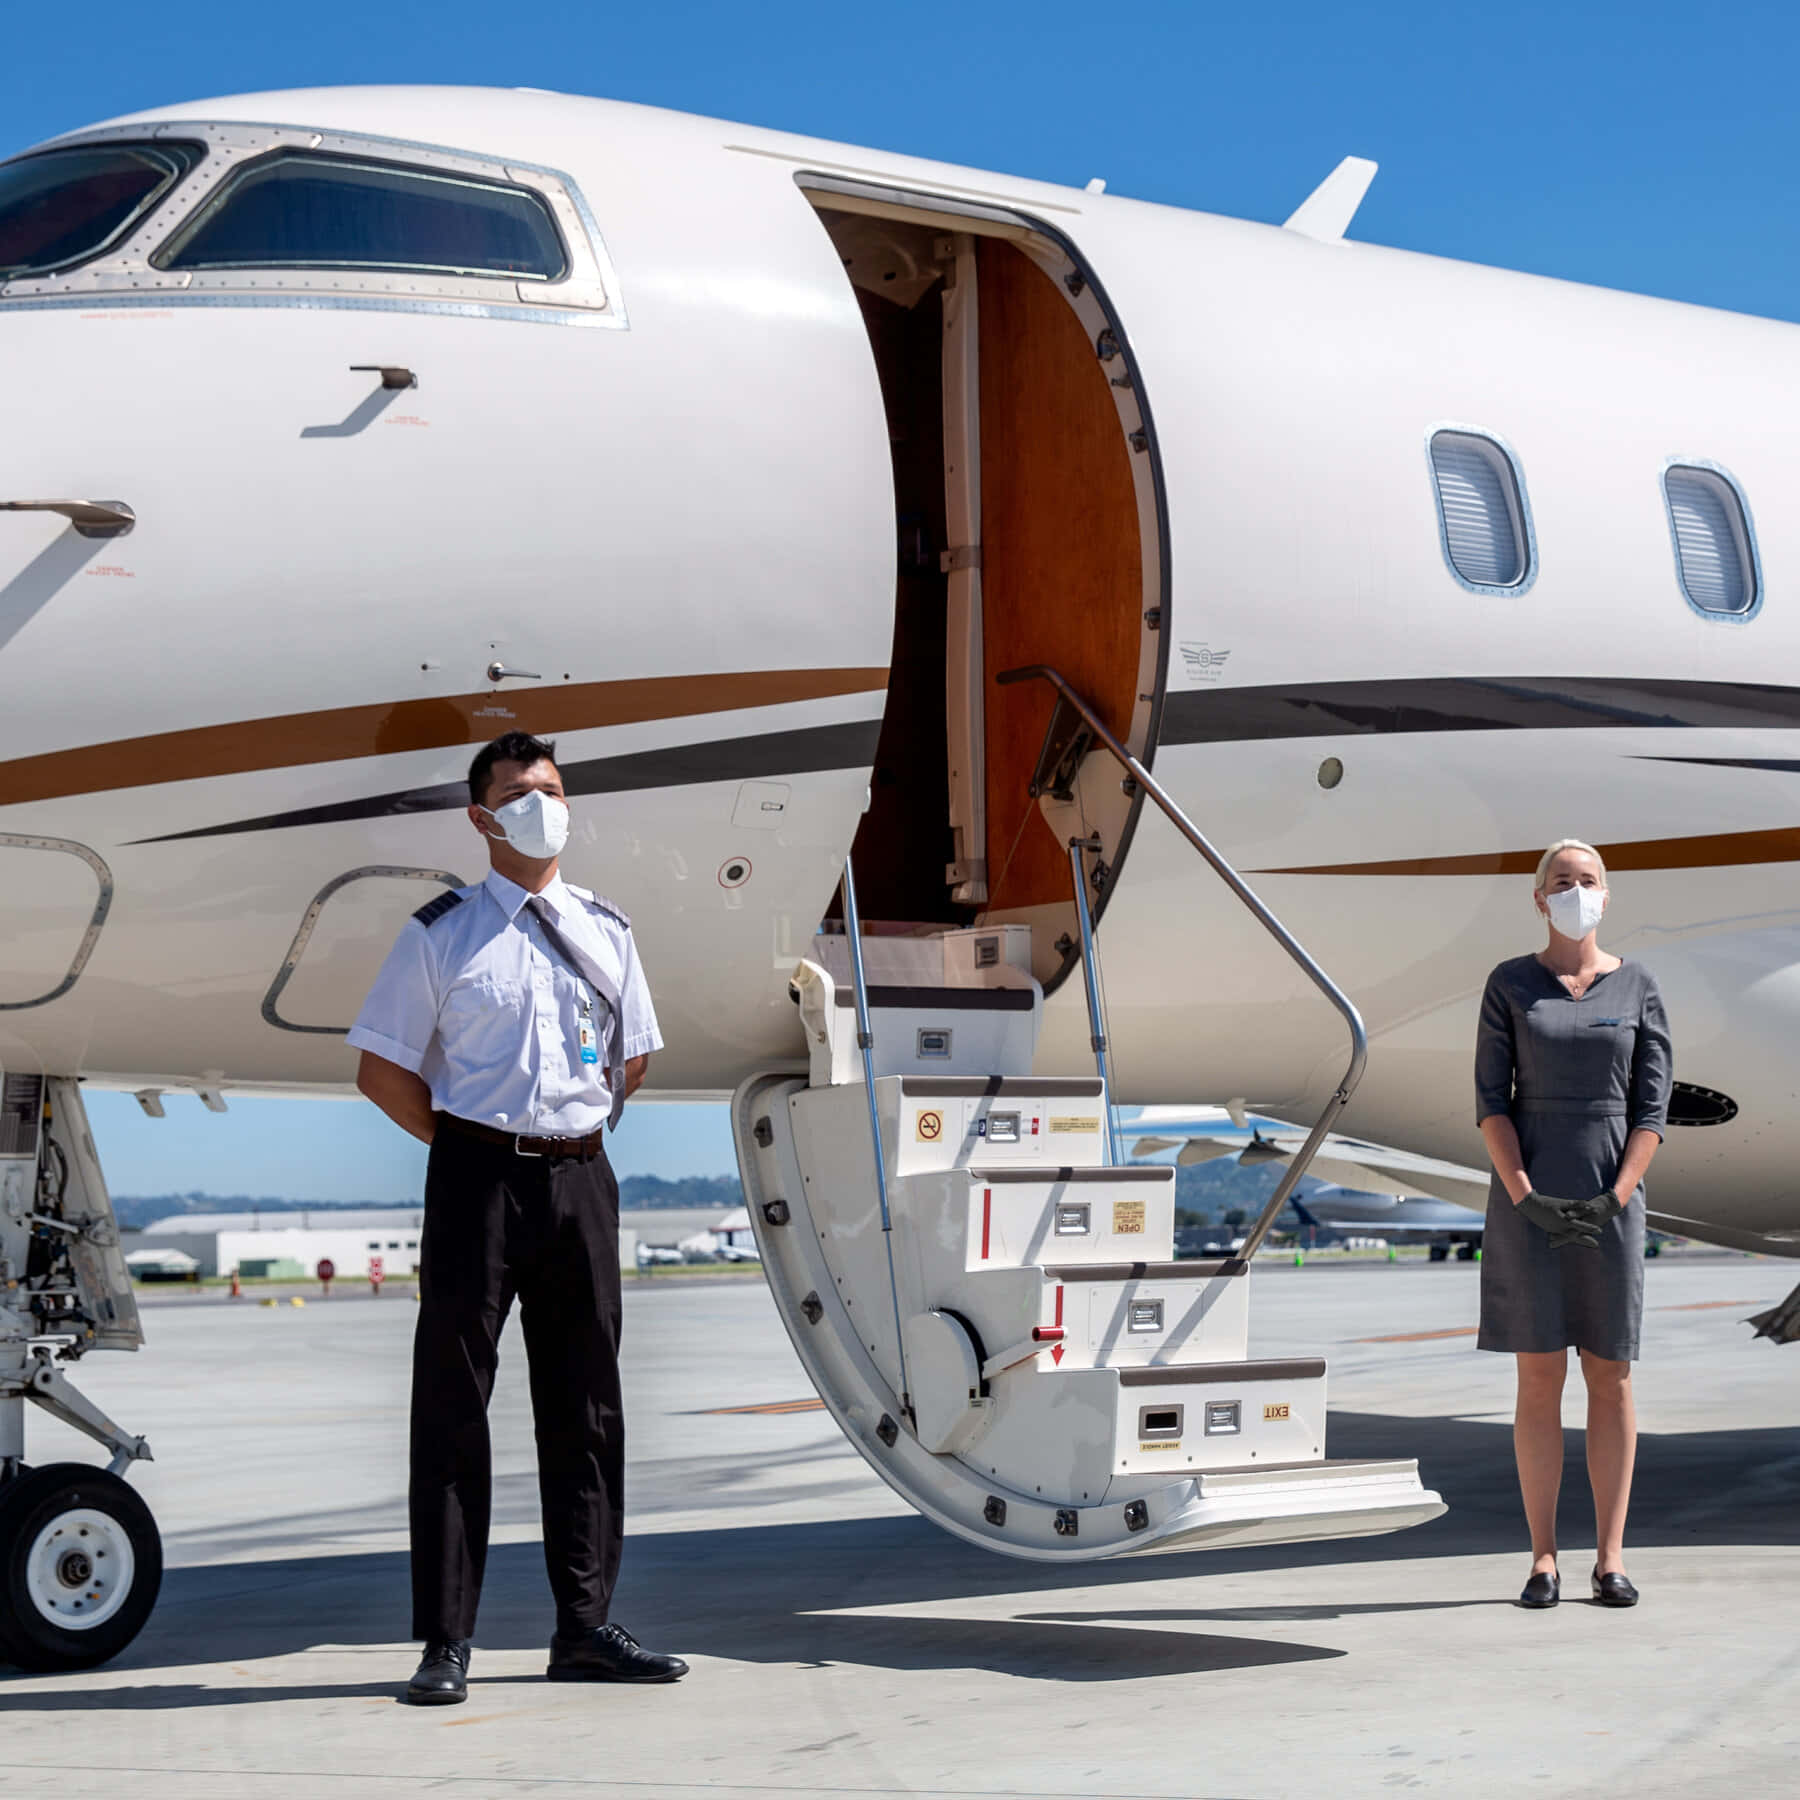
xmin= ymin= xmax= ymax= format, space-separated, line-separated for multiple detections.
xmin=436 ymin=1112 xmax=607 ymax=1160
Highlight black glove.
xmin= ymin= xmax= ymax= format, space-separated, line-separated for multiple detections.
xmin=1516 ymin=1191 xmax=1601 ymax=1250
xmin=1566 ymin=1188 xmax=1625 ymax=1232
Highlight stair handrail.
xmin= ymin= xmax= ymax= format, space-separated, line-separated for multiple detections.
xmin=1067 ymin=834 xmax=1125 ymax=1166
xmin=837 ymin=855 xmax=914 ymax=1425
xmin=995 ymin=664 xmax=1369 ymax=1261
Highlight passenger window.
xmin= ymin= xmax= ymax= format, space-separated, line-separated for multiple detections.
xmin=155 ymin=151 xmax=568 ymax=281
xmin=0 ymin=142 xmax=201 ymax=278
xmin=1663 ymin=464 xmax=1759 ymax=618
xmin=1428 ymin=429 xmax=1534 ymax=592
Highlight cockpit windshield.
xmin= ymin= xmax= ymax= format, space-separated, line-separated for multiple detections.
xmin=154 ymin=151 xmax=569 ymax=281
xmin=0 ymin=142 xmax=201 ymax=279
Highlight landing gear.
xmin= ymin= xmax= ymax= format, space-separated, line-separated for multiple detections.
xmin=0 ymin=1463 xmax=162 ymax=1670
xmin=0 ymin=1073 xmax=157 ymax=1670
xmin=1455 ymin=1241 xmax=1478 ymax=1262
xmin=1428 ymin=1244 xmax=1449 ymax=1262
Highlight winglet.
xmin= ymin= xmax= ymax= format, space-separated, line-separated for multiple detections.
xmin=1282 ymin=156 xmax=1378 ymax=244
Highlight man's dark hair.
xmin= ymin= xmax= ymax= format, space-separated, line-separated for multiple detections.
xmin=469 ymin=731 xmax=559 ymax=807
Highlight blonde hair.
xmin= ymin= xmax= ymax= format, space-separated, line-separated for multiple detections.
xmin=1534 ymin=838 xmax=1608 ymax=891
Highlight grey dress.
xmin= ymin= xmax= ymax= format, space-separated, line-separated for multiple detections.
xmin=1474 ymin=956 xmax=1672 ymax=1360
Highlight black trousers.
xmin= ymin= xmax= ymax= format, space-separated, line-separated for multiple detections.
xmin=410 ymin=1123 xmax=624 ymax=1643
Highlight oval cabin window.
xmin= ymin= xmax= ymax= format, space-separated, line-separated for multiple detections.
xmin=1428 ymin=429 xmax=1534 ymax=592
xmin=1663 ymin=464 xmax=1759 ymax=619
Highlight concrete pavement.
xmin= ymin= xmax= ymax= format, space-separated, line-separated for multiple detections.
xmin=2 ymin=1252 xmax=1796 ymax=1798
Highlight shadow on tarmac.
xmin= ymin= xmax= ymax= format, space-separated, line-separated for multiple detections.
xmin=4 ymin=1408 xmax=1797 ymax=1700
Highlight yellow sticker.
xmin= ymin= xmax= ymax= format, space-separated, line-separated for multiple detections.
xmin=914 ymin=1109 xmax=944 ymax=1143
xmin=1139 ymin=1441 xmax=1181 ymax=1453
xmin=1049 ymin=1115 xmax=1099 ymax=1134
xmin=1112 ymin=1199 xmax=1146 ymax=1235
xmin=1263 ymin=1402 xmax=1290 ymax=1422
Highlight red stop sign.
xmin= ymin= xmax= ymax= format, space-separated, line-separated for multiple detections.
xmin=316 ymin=1258 xmax=336 ymax=1282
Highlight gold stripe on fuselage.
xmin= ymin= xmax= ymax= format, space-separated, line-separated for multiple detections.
xmin=5 ymin=667 xmax=889 ymax=803
xmin=1258 ymin=825 xmax=1800 ymax=877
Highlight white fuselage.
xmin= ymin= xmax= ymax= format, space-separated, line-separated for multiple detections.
xmin=3 ymin=87 xmax=1797 ymax=1251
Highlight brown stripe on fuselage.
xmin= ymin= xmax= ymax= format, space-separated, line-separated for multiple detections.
xmin=1256 ymin=826 xmax=1800 ymax=877
xmin=8 ymin=667 xmax=889 ymax=804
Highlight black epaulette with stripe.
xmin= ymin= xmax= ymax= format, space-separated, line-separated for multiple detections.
xmin=412 ymin=890 xmax=466 ymax=929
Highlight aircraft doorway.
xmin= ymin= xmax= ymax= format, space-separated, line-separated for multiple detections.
xmin=802 ymin=180 xmax=1168 ymax=984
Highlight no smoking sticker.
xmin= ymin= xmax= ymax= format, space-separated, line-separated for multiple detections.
xmin=915 ymin=1109 xmax=944 ymax=1142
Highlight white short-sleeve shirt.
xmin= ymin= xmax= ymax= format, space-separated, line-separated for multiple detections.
xmin=348 ymin=869 xmax=662 ymax=1136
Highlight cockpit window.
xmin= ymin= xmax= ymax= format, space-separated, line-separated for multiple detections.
xmin=154 ymin=151 xmax=569 ymax=282
xmin=0 ymin=142 xmax=202 ymax=278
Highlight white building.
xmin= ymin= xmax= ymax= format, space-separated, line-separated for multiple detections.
xmin=139 ymin=1209 xmax=425 ymax=1279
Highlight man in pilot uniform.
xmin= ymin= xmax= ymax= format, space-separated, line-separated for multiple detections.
xmin=350 ymin=729 xmax=687 ymax=1704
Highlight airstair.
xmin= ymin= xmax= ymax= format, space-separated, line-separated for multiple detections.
xmin=734 ymin=668 xmax=1445 ymax=1560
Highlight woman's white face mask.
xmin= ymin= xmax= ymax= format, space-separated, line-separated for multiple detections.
xmin=480 ymin=789 xmax=571 ymax=861
xmin=1542 ymin=882 xmax=1606 ymax=942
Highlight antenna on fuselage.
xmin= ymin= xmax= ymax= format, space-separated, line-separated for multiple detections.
xmin=1282 ymin=155 xmax=1378 ymax=243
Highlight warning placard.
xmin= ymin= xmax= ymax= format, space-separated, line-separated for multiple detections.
xmin=1049 ymin=1115 xmax=1099 ymax=1134
xmin=1112 ymin=1199 xmax=1146 ymax=1235
xmin=915 ymin=1109 xmax=944 ymax=1142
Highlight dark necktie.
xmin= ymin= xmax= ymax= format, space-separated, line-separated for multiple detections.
xmin=526 ymin=896 xmax=625 ymax=1128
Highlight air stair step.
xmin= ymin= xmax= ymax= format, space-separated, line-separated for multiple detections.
xmin=736 ymin=1069 xmax=1446 ymax=1558
xmin=968 ymin=1354 xmax=1329 ymax=1498
xmin=1039 ymin=1260 xmax=1249 ymax=1368
xmin=794 ymin=926 xmax=1040 ymax=1084
xmin=903 ymin=1164 xmax=1177 ymax=1272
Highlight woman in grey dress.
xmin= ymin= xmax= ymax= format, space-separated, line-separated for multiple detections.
xmin=1474 ymin=839 xmax=1672 ymax=1611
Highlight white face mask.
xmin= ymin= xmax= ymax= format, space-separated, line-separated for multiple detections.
xmin=1543 ymin=883 xmax=1606 ymax=942
xmin=481 ymin=789 xmax=570 ymax=861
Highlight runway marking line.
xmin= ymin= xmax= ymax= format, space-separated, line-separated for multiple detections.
xmin=1358 ymin=1327 xmax=1478 ymax=1342
xmin=693 ymin=1398 xmax=826 ymax=1415
xmin=1654 ymin=1299 xmax=1768 ymax=1311
xmin=1361 ymin=1301 xmax=1767 ymax=1342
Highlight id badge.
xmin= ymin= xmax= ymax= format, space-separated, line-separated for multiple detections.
xmin=577 ymin=990 xmax=600 ymax=1066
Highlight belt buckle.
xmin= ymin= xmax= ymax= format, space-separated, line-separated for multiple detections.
xmin=514 ymin=1133 xmax=545 ymax=1158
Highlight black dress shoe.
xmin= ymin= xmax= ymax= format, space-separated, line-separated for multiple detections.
xmin=547 ymin=1622 xmax=689 ymax=1683
xmin=1592 ymin=1567 xmax=1639 ymax=1607
xmin=407 ymin=1637 xmax=471 ymax=1704
xmin=1519 ymin=1569 xmax=1560 ymax=1609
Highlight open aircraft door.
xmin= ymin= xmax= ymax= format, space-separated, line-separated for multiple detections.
xmin=732 ymin=175 xmax=1445 ymax=1560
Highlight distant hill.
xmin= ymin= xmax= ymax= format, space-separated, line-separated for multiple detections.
xmin=110 ymin=1193 xmax=377 ymax=1231
xmin=111 ymin=1173 xmax=746 ymax=1231
xmin=617 ymin=1173 xmax=743 ymax=1210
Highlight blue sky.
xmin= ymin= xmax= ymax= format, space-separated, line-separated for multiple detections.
xmin=11 ymin=1 xmax=1796 ymax=1198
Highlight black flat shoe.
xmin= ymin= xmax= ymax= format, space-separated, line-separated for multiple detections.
xmin=1592 ymin=1568 xmax=1639 ymax=1607
xmin=406 ymin=1637 xmax=471 ymax=1704
xmin=547 ymin=1621 xmax=689 ymax=1684
xmin=1519 ymin=1569 xmax=1560 ymax=1609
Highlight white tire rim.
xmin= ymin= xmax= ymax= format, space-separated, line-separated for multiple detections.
xmin=23 ymin=1506 xmax=136 ymax=1632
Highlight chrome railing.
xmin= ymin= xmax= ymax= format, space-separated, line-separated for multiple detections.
xmin=837 ymin=856 xmax=914 ymax=1423
xmin=1067 ymin=835 xmax=1124 ymax=1166
xmin=997 ymin=664 xmax=1369 ymax=1261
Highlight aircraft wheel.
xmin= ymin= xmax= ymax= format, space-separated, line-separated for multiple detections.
xmin=0 ymin=1463 xmax=162 ymax=1671
xmin=1428 ymin=1244 xmax=1449 ymax=1262
xmin=1455 ymin=1242 xmax=1477 ymax=1262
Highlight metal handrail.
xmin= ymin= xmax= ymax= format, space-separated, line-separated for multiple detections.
xmin=1067 ymin=835 xmax=1124 ymax=1166
xmin=837 ymin=856 xmax=914 ymax=1424
xmin=996 ymin=664 xmax=1369 ymax=1261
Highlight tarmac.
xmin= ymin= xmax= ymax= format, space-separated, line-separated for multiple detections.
xmin=2 ymin=1250 xmax=1797 ymax=1799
